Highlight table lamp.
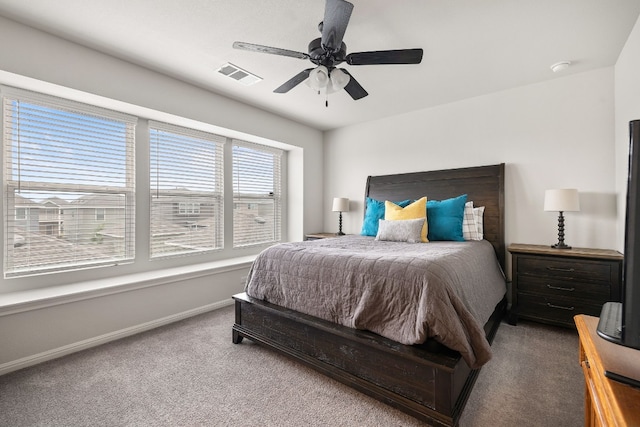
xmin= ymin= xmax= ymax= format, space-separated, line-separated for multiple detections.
xmin=332 ymin=197 xmax=349 ymax=236
xmin=544 ymin=189 xmax=580 ymax=249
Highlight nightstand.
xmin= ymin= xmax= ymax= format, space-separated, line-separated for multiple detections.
xmin=508 ymin=244 xmax=623 ymax=328
xmin=305 ymin=232 xmax=343 ymax=240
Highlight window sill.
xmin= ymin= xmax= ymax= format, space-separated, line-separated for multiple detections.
xmin=0 ymin=255 xmax=256 ymax=316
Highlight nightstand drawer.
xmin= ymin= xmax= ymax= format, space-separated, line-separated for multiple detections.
xmin=517 ymin=276 xmax=610 ymax=302
xmin=518 ymin=293 xmax=603 ymax=326
xmin=517 ymin=257 xmax=612 ymax=283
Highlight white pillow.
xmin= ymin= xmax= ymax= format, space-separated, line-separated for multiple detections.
xmin=474 ymin=206 xmax=485 ymax=240
xmin=375 ymin=218 xmax=425 ymax=243
xmin=462 ymin=201 xmax=476 ymax=240
xmin=462 ymin=201 xmax=482 ymax=240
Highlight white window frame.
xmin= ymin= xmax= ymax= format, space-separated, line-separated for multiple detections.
xmin=2 ymin=87 xmax=136 ymax=278
xmin=149 ymin=121 xmax=224 ymax=259
xmin=232 ymin=140 xmax=283 ymax=248
xmin=178 ymin=202 xmax=200 ymax=216
xmin=15 ymin=207 xmax=26 ymax=220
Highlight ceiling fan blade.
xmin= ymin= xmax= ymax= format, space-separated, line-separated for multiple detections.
xmin=274 ymin=68 xmax=314 ymax=93
xmin=340 ymin=69 xmax=368 ymax=100
xmin=233 ymin=41 xmax=309 ymax=60
xmin=346 ymin=48 xmax=423 ymax=65
xmin=321 ymin=0 xmax=354 ymax=52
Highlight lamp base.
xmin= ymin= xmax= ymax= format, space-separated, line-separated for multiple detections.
xmin=551 ymin=211 xmax=571 ymax=249
xmin=336 ymin=211 xmax=344 ymax=236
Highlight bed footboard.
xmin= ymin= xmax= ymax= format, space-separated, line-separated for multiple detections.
xmin=232 ymin=292 xmax=506 ymax=427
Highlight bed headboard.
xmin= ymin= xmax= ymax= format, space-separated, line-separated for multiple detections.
xmin=364 ymin=163 xmax=506 ymax=270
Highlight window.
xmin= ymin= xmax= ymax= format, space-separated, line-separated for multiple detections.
xmin=149 ymin=122 xmax=224 ymax=258
xmin=232 ymin=140 xmax=283 ymax=247
xmin=2 ymin=87 xmax=136 ymax=277
xmin=15 ymin=208 xmax=26 ymax=220
xmin=178 ymin=202 xmax=200 ymax=215
xmin=2 ymin=85 xmax=289 ymax=281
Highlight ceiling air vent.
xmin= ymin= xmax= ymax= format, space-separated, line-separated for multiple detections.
xmin=217 ymin=63 xmax=262 ymax=86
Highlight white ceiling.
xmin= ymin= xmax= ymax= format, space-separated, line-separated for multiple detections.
xmin=0 ymin=0 xmax=639 ymax=131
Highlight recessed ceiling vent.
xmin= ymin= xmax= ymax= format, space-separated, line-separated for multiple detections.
xmin=217 ymin=63 xmax=262 ymax=86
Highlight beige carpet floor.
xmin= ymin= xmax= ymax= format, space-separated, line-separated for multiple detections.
xmin=0 ymin=304 xmax=583 ymax=426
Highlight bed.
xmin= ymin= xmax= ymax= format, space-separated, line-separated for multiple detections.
xmin=232 ymin=163 xmax=506 ymax=426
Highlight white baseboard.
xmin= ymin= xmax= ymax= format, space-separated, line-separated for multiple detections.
xmin=0 ymin=298 xmax=234 ymax=376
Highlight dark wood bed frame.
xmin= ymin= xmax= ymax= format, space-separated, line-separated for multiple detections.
xmin=232 ymin=163 xmax=506 ymax=426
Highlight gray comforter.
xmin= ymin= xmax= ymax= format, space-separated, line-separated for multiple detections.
xmin=245 ymin=235 xmax=506 ymax=369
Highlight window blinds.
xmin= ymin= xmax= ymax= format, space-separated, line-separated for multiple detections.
xmin=2 ymin=87 xmax=136 ymax=277
xmin=149 ymin=121 xmax=224 ymax=258
xmin=232 ymin=140 xmax=283 ymax=247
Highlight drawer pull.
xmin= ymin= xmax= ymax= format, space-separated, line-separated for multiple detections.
xmin=547 ymin=266 xmax=576 ymax=273
xmin=547 ymin=302 xmax=575 ymax=311
xmin=546 ymin=284 xmax=575 ymax=292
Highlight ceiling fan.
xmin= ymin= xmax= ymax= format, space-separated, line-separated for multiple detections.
xmin=232 ymin=0 xmax=423 ymax=102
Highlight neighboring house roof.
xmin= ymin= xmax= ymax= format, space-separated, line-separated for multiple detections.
xmin=150 ymin=218 xmax=218 ymax=252
xmin=41 ymin=197 xmax=69 ymax=207
xmin=10 ymin=230 xmax=120 ymax=269
xmin=153 ymin=194 xmax=218 ymax=204
xmin=160 ymin=228 xmax=217 ymax=251
xmin=94 ymin=224 xmax=125 ymax=239
xmin=150 ymin=218 xmax=214 ymax=236
xmin=13 ymin=194 xmax=40 ymax=207
xmin=68 ymin=194 xmax=126 ymax=208
xmin=150 ymin=224 xmax=188 ymax=237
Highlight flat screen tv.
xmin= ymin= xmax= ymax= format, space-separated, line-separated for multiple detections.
xmin=597 ymin=120 xmax=640 ymax=355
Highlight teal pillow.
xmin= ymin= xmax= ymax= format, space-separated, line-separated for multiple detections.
xmin=426 ymin=194 xmax=468 ymax=241
xmin=361 ymin=197 xmax=411 ymax=236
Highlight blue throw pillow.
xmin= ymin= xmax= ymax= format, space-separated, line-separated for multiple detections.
xmin=426 ymin=194 xmax=468 ymax=241
xmin=361 ymin=197 xmax=411 ymax=236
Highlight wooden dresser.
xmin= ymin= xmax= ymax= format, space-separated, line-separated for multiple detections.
xmin=508 ymin=244 xmax=623 ymax=327
xmin=574 ymin=315 xmax=640 ymax=426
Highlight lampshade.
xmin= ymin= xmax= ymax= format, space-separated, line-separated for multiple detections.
xmin=544 ymin=189 xmax=580 ymax=212
xmin=332 ymin=197 xmax=350 ymax=212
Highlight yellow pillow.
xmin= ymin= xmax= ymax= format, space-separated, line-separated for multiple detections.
xmin=385 ymin=197 xmax=428 ymax=242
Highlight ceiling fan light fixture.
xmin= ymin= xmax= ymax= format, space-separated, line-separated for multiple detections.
xmin=308 ymin=65 xmax=330 ymax=91
xmin=329 ymin=68 xmax=350 ymax=92
xmin=233 ymin=0 xmax=421 ymax=101
xmin=306 ymin=66 xmax=350 ymax=95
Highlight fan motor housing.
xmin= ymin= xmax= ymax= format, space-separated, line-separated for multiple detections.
xmin=308 ymin=38 xmax=347 ymax=67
